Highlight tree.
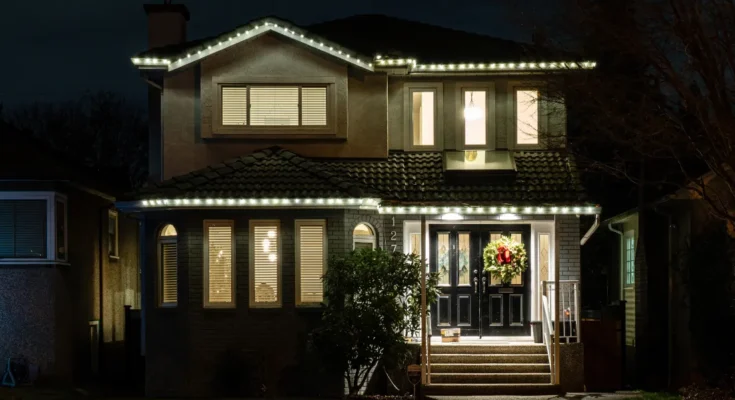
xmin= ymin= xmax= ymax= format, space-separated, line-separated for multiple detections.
xmin=311 ymin=248 xmax=439 ymax=395
xmin=4 ymin=91 xmax=148 ymax=188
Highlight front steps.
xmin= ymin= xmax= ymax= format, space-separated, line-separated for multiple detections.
xmin=424 ymin=344 xmax=561 ymax=396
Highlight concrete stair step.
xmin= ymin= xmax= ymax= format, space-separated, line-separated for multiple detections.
xmin=431 ymin=362 xmax=550 ymax=373
xmin=430 ymin=353 xmax=548 ymax=364
xmin=424 ymin=383 xmax=562 ymax=396
xmin=430 ymin=372 xmax=551 ymax=384
xmin=431 ymin=344 xmax=546 ymax=354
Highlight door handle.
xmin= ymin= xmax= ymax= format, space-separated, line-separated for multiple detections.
xmin=473 ymin=277 xmax=479 ymax=294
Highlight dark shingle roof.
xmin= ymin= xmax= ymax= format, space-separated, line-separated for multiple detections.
xmin=137 ymin=147 xmax=587 ymax=205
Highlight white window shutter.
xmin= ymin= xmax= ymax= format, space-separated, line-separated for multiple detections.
xmin=161 ymin=242 xmax=178 ymax=304
xmin=252 ymin=224 xmax=280 ymax=305
xmin=222 ymin=87 xmax=248 ymax=125
xmin=206 ymin=223 xmax=233 ymax=304
xmin=301 ymin=87 xmax=327 ymax=126
xmin=249 ymin=87 xmax=299 ymax=126
xmin=297 ymin=223 xmax=325 ymax=304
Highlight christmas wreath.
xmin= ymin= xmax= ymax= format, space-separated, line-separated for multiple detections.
xmin=483 ymin=236 xmax=528 ymax=285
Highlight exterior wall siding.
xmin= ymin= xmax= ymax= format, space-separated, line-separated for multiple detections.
xmin=557 ymin=215 xmax=581 ymax=281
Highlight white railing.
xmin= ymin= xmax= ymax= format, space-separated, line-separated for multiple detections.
xmin=541 ymin=280 xmax=581 ymax=384
xmin=541 ymin=289 xmax=556 ymax=384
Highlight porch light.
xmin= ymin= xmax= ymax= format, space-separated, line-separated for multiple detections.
xmin=440 ymin=212 xmax=463 ymax=221
xmin=463 ymin=92 xmax=483 ymax=121
xmin=497 ymin=213 xmax=521 ymax=221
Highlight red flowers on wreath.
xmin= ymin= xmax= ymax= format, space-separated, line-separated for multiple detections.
xmin=483 ymin=236 xmax=528 ymax=285
xmin=496 ymin=245 xmax=513 ymax=264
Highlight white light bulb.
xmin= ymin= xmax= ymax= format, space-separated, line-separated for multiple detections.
xmin=269 ymin=253 xmax=277 ymax=262
xmin=262 ymin=239 xmax=271 ymax=252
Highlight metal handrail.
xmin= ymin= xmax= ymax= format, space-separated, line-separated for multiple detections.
xmin=541 ymin=285 xmax=555 ymax=384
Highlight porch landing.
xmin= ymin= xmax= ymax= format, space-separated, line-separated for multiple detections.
xmin=430 ymin=336 xmax=540 ymax=346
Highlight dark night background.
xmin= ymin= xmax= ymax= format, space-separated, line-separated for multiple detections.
xmin=0 ymin=0 xmax=556 ymax=107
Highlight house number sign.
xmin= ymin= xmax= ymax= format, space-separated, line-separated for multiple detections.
xmin=390 ymin=216 xmax=397 ymax=252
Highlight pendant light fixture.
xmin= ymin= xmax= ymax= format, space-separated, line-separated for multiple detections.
xmin=464 ymin=92 xmax=482 ymax=121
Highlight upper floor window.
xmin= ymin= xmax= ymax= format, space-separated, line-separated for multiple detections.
xmin=516 ymin=89 xmax=540 ymax=145
xmin=404 ymin=83 xmax=443 ymax=150
xmin=0 ymin=192 xmax=66 ymax=263
xmin=463 ymin=90 xmax=487 ymax=146
xmin=221 ymin=85 xmax=327 ymax=127
xmin=412 ymin=91 xmax=435 ymax=146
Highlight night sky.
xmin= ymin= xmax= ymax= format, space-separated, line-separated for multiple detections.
xmin=0 ymin=0 xmax=553 ymax=109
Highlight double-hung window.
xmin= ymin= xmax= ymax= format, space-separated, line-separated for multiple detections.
xmin=0 ymin=192 xmax=66 ymax=263
xmin=515 ymin=89 xmax=541 ymax=146
xmin=204 ymin=220 xmax=235 ymax=308
xmin=221 ymin=85 xmax=328 ymax=127
xmin=250 ymin=220 xmax=281 ymax=308
xmin=295 ymin=220 xmax=327 ymax=306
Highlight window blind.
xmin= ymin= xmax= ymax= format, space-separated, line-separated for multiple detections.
xmin=249 ymin=87 xmax=299 ymax=126
xmin=0 ymin=200 xmax=47 ymax=258
xmin=253 ymin=224 xmax=279 ymax=305
xmin=298 ymin=223 xmax=325 ymax=304
xmin=301 ymin=87 xmax=327 ymax=126
xmin=206 ymin=224 xmax=233 ymax=304
xmin=161 ymin=242 xmax=178 ymax=304
xmin=222 ymin=87 xmax=248 ymax=125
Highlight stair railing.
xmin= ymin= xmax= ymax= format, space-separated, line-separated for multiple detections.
xmin=542 ymin=280 xmax=582 ymax=384
xmin=541 ymin=281 xmax=555 ymax=384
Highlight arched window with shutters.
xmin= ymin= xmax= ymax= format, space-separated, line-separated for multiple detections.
xmin=352 ymin=222 xmax=376 ymax=250
xmin=159 ymin=224 xmax=178 ymax=307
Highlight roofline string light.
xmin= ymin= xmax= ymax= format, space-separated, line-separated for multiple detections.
xmin=131 ymin=197 xmax=601 ymax=215
xmin=374 ymin=58 xmax=597 ymax=72
xmin=131 ymin=20 xmax=374 ymax=72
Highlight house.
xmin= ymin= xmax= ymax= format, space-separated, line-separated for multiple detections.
xmin=0 ymin=123 xmax=141 ymax=386
xmin=121 ymin=2 xmax=600 ymax=397
xmin=604 ymin=173 xmax=735 ymax=392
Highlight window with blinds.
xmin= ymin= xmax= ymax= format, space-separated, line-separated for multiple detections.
xmin=159 ymin=224 xmax=178 ymax=306
xmin=204 ymin=221 xmax=235 ymax=307
xmin=250 ymin=221 xmax=281 ymax=307
xmin=221 ymin=85 xmax=328 ymax=127
xmin=296 ymin=220 xmax=326 ymax=305
xmin=0 ymin=200 xmax=47 ymax=258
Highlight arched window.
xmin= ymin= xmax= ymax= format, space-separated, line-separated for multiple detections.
xmin=159 ymin=224 xmax=178 ymax=306
xmin=352 ymin=222 xmax=376 ymax=250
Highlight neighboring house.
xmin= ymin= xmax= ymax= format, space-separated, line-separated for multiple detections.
xmin=121 ymin=3 xmax=599 ymax=397
xmin=0 ymin=124 xmax=140 ymax=386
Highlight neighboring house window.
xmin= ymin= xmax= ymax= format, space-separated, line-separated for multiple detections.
xmin=250 ymin=220 xmax=281 ymax=308
xmin=295 ymin=220 xmax=327 ymax=306
xmin=463 ymin=90 xmax=487 ymax=146
xmin=411 ymin=91 xmax=435 ymax=146
xmin=353 ymin=223 xmax=376 ymax=250
xmin=516 ymin=89 xmax=540 ymax=145
xmin=0 ymin=192 xmax=66 ymax=263
xmin=625 ymin=232 xmax=635 ymax=285
xmin=204 ymin=220 xmax=235 ymax=307
xmin=159 ymin=224 xmax=178 ymax=307
xmin=221 ymin=85 xmax=327 ymax=127
xmin=108 ymin=210 xmax=119 ymax=258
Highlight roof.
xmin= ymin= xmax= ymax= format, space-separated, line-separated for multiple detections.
xmin=136 ymin=147 xmax=588 ymax=205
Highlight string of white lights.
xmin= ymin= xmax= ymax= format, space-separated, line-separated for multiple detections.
xmin=375 ymin=60 xmax=597 ymax=71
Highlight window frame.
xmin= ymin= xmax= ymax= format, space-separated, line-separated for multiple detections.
xmin=624 ymin=230 xmax=635 ymax=286
xmin=0 ymin=191 xmax=66 ymax=264
xmin=352 ymin=222 xmax=377 ymax=250
xmin=509 ymin=83 xmax=548 ymax=150
xmin=454 ymin=82 xmax=496 ymax=150
xmin=249 ymin=220 xmax=282 ymax=308
xmin=158 ymin=224 xmax=178 ymax=308
xmin=404 ymin=82 xmax=444 ymax=151
xmin=203 ymin=219 xmax=236 ymax=308
xmin=295 ymin=219 xmax=327 ymax=307
xmin=212 ymin=77 xmax=337 ymax=138
xmin=108 ymin=210 xmax=119 ymax=259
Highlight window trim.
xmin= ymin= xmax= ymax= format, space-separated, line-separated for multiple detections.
xmin=211 ymin=77 xmax=338 ymax=138
xmin=404 ymin=82 xmax=444 ymax=151
xmin=352 ymin=222 xmax=377 ymax=250
xmin=108 ymin=210 xmax=119 ymax=259
xmin=0 ymin=191 xmax=66 ymax=264
xmin=203 ymin=219 xmax=236 ymax=308
xmin=624 ymin=230 xmax=635 ymax=286
xmin=249 ymin=220 xmax=282 ymax=308
xmin=454 ymin=83 xmax=496 ymax=150
xmin=509 ymin=83 xmax=548 ymax=150
xmin=158 ymin=224 xmax=178 ymax=308
xmin=295 ymin=219 xmax=327 ymax=307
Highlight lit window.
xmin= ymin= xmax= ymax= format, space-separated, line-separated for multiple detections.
xmin=250 ymin=221 xmax=281 ymax=307
xmin=108 ymin=210 xmax=119 ymax=258
xmin=516 ymin=89 xmax=539 ymax=145
xmin=204 ymin=220 xmax=235 ymax=307
xmin=625 ymin=233 xmax=635 ymax=285
xmin=296 ymin=220 xmax=326 ymax=305
xmin=463 ymin=90 xmax=486 ymax=145
xmin=412 ymin=91 xmax=435 ymax=146
xmin=159 ymin=224 xmax=178 ymax=307
xmin=221 ymin=85 xmax=328 ymax=127
xmin=353 ymin=222 xmax=376 ymax=250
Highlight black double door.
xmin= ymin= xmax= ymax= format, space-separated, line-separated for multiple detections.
xmin=430 ymin=224 xmax=531 ymax=337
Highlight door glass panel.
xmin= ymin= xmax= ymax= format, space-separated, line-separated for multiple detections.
xmin=437 ymin=233 xmax=450 ymax=286
xmin=510 ymin=294 xmax=523 ymax=326
xmin=538 ymin=233 xmax=550 ymax=317
xmin=490 ymin=295 xmax=503 ymax=326
xmin=458 ymin=295 xmax=471 ymax=326
xmin=438 ymin=295 xmax=451 ymax=326
xmin=457 ymin=233 xmax=470 ymax=286
xmin=489 ymin=233 xmax=502 ymax=285
xmin=410 ymin=233 xmax=421 ymax=256
xmin=510 ymin=233 xmax=522 ymax=285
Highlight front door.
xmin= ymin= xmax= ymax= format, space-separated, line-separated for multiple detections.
xmin=430 ymin=224 xmax=531 ymax=337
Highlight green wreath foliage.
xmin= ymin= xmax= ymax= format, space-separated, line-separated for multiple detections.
xmin=483 ymin=236 xmax=528 ymax=284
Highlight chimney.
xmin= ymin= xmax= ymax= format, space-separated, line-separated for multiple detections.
xmin=143 ymin=1 xmax=189 ymax=49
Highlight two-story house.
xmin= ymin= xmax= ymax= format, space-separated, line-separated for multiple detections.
xmin=120 ymin=3 xmax=600 ymax=397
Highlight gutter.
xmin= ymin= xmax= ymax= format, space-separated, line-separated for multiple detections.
xmin=580 ymin=214 xmax=600 ymax=245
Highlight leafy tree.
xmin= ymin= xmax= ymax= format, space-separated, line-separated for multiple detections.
xmin=311 ymin=248 xmax=439 ymax=395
